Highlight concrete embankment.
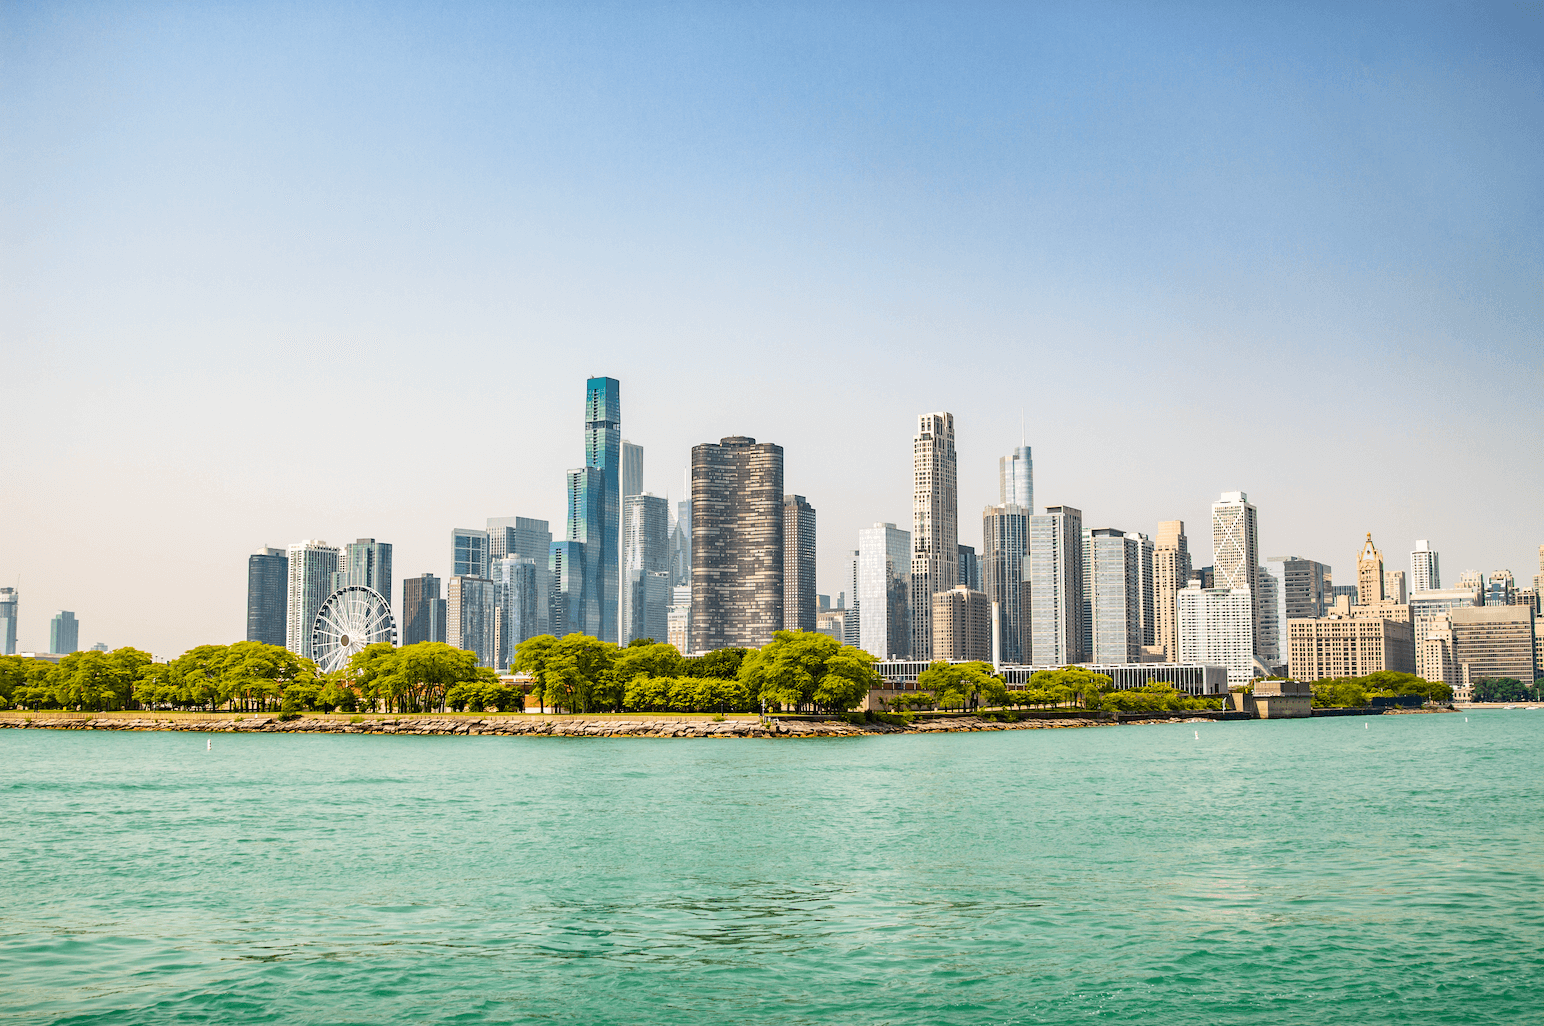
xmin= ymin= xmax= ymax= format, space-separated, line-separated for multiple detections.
xmin=0 ymin=711 xmax=1125 ymax=738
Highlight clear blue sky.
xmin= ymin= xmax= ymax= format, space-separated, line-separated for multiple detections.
xmin=3 ymin=1 xmax=1541 ymax=656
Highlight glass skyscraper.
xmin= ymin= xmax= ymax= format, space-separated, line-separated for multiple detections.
xmin=982 ymin=504 xmax=1030 ymax=664
xmin=50 ymin=610 xmax=79 ymax=655
xmin=401 ymin=573 xmax=446 ymax=646
xmin=286 ymin=540 xmax=340 ymax=659
xmin=1029 ymin=505 xmax=1085 ymax=665
xmin=1000 ymin=445 xmax=1033 ymax=511
xmin=334 ymin=538 xmax=392 ymax=600
xmin=622 ymin=492 xmax=671 ymax=644
xmin=452 ymin=528 xmax=490 ymax=580
xmin=246 ymin=547 xmax=288 ymax=646
xmin=858 ymin=522 xmax=912 ymax=660
xmin=0 ymin=587 xmax=16 ymax=655
xmin=585 ymin=377 xmax=621 ymax=643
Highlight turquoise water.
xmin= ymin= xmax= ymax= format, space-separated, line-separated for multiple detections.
xmin=3 ymin=713 xmax=1542 ymax=1025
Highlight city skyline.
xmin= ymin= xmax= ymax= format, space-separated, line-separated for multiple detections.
xmin=4 ymin=4 xmax=1540 ymax=657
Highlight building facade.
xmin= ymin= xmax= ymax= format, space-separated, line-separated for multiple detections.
xmin=1153 ymin=520 xmax=1190 ymax=662
xmin=1384 ymin=570 xmax=1407 ymax=604
xmin=335 ymin=538 xmax=392 ymax=600
xmin=447 ymin=575 xmax=497 ymax=668
xmin=286 ymin=540 xmax=339 ymax=660
xmin=1029 ymin=505 xmax=1085 ymax=665
xmin=910 ymin=412 xmax=958 ymax=662
xmin=492 ymin=557 xmax=542 ymax=669
xmin=0 ymin=587 xmax=16 ymax=655
xmin=623 ymin=493 xmax=671 ymax=644
xmin=981 ymin=503 xmax=1031 ymax=665
xmin=246 ymin=547 xmax=288 ymax=647
xmin=690 ymin=436 xmax=784 ymax=652
xmin=857 ymin=523 xmax=911 ymax=660
xmin=957 ymin=544 xmax=981 ymax=593
xmin=931 ymin=586 xmax=992 ymax=662
xmin=1211 ymin=491 xmax=1261 ymax=658
xmin=49 ymin=610 xmax=79 ymax=655
xmin=548 ymin=540 xmax=587 ymax=639
xmin=401 ymin=573 xmax=446 ymax=646
xmin=782 ymin=494 xmax=817 ymax=632
xmin=1257 ymin=562 xmax=1285 ymax=669
xmin=487 ymin=516 xmax=553 ymax=636
xmin=999 ymin=445 xmax=1032 ymax=511
xmin=583 ymin=377 xmax=622 ymax=644
xmin=1356 ymin=534 xmax=1386 ymax=606
xmin=452 ymin=528 xmax=489 ymax=580
xmin=1450 ymin=606 xmax=1537 ymax=683
xmin=1177 ymin=583 xmax=1254 ymax=687
xmin=1286 ymin=614 xmax=1416 ymax=680
xmin=1484 ymin=570 xmax=1516 ymax=608
xmin=1410 ymin=540 xmax=1441 ymax=592
xmin=1084 ymin=528 xmax=1143 ymax=664
xmin=620 ymin=439 xmax=644 ymax=642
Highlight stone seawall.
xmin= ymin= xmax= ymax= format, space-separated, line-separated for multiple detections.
xmin=0 ymin=712 xmax=1123 ymax=738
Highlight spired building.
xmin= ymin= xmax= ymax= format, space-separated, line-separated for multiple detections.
xmin=910 ymin=413 xmax=959 ymax=662
xmin=622 ymin=492 xmax=671 ymax=644
xmin=1029 ymin=505 xmax=1086 ymax=666
xmin=286 ymin=540 xmax=339 ymax=660
xmin=858 ymin=523 xmax=912 ymax=660
xmin=1211 ymin=491 xmax=1261 ymax=658
xmin=0 ymin=586 xmax=17 ymax=655
xmin=246 ymin=547 xmax=288 ymax=646
xmin=690 ymin=436 xmax=785 ymax=653
xmin=782 ymin=495 xmax=817 ymax=632
xmin=1153 ymin=521 xmax=1191 ymax=662
xmin=1000 ymin=445 xmax=1033 ymax=511
xmin=401 ymin=573 xmax=446 ymax=646
xmin=982 ymin=503 xmax=1031 ymax=665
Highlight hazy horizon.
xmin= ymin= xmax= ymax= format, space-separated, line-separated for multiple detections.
xmin=4 ymin=2 xmax=1540 ymax=658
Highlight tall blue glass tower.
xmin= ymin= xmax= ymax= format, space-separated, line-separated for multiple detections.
xmin=567 ymin=377 xmax=620 ymax=642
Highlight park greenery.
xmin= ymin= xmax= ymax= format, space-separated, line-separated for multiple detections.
xmin=886 ymin=664 xmax=1223 ymax=713
xmin=1309 ymin=671 xmax=1454 ymax=708
xmin=1469 ymin=677 xmax=1540 ymax=703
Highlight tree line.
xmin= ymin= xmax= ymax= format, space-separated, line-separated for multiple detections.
xmin=884 ymin=664 xmax=1223 ymax=714
xmin=1308 ymin=671 xmax=1454 ymax=708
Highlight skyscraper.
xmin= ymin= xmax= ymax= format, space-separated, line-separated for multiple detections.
xmin=1484 ymin=570 xmax=1516 ymax=608
xmin=286 ymin=540 xmax=340 ymax=659
xmin=1130 ymin=531 xmax=1156 ymax=651
xmin=1211 ymin=491 xmax=1260 ymax=657
xmin=564 ymin=467 xmax=605 ymax=637
xmin=622 ymin=492 xmax=671 ymax=644
xmin=1029 ymin=505 xmax=1085 ymax=665
xmin=1177 ymin=583 xmax=1255 ymax=687
xmin=845 ymin=549 xmax=862 ymax=648
xmin=246 ymin=547 xmax=288 ymax=646
xmin=857 ymin=523 xmax=911 ymax=660
xmin=1384 ymin=570 xmax=1407 ymax=604
xmin=487 ymin=516 xmax=553 ymax=633
xmin=957 ymin=544 xmax=981 ymax=592
xmin=1410 ymin=588 xmax=1481 ymax=683
xmin=0 ymin=587 xmax=16 ymax=655
xmin=620 ymin=439 xmax=644 ymax=643
xmin=932 ymin=586 xmax=992 ymax=662
xmin=1356 ymin=534 xmax=1386 ymax=606
xmin=1000 ymin=444 xmax=1033 ymax=510
xmin=452 ymin=529 xmax=490 ymax=579
xmin=548 ymin=540 xmax=587 ymax=639
xmin=49 ymin=611 xmax=78 ymax=655
xmin=1267 ymin=556 xmax=1331 ymax=620
xmin=910 ymin=412 xmax=958 ymax=662
xmin=782 ymin=495 xmax=817 ymax=632
xmin=1084 ymin=528 xmax=1143 ymax=664
xmin=401 ymin=573 xmax=446 ymax=646
xmin=690 ymin=436 xmax=784 ymax=652
xmin=1153 ymin=521 xmax=1190 ymax=662
xmin=1257 ymin=562 xmax=1285 ymax=668
xmin=491 ymin=557 xmax=542 ymax=668
xmin=583 ymin=377 xmax=622 ymax=644
xmin=447 ymin=575 xmax=497 ymax=668
xmin=1411 ymin=540 xmax=1441 ymax=592
xmin=981 ymin=503 xmax=1031 ymax=664
xmin=335 ymin=538 xmax=392 ymax=600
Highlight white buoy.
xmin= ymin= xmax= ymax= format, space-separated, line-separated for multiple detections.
xmin=1194 ymin=730 xmax=1199 ymax=740
xmin=206 ymin=739 xmax=211 ymax=750
xmin=1364 ymin=723 xmax=1369 ymax=729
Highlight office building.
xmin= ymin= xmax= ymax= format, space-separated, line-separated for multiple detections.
xmin=1411 ymin=540 xmax=1441 ymax=592
xmin=1456 ymin=570 xmax=1484 ymax=596
xmin=286 ymin=540 xmax=340 ymax=659
xmin=910 ymin=412 xmax=958 ymax=662
xmin=1330 ymin=584 xmax=1359 ymax=610
xmin=816 ymin=607 xmax=850 ymax=645
xmin=1153 ymin=521 xmax=1190 ymax=662
xmin=667 ymin=585 xmax=691 ymax=653
xmin=1536 ymin=544 xmax=1544 ymax=600
xmin=690 ymin=436 xmax=784 ymax=652
xmin=487 ymin=516 xmax=553 ymax=633
xmin=447 ymin=575 xmax=497 ymax=668
xmin=1029 ymin=505 xmax=1085 ymax=665
xmin=1266 ymin=556 xmax=1331 ymax=621
xmin=1084 ymin=528 xmax=1144 ymax=664
xmin=246 ymin=547 xmax=288 ymax=646
xmin=1287 ymin=614 xmax=1416 ymax=680
xmin=857 ymin=523 xmax=911 ymax=660
xmin=1212 ymin=491 xmax=1261 ymax=658
xmin=1484 ymin=570 xmax=1516 ymax=608
xmin=492 ymin=558 xmax=543 ymax=669
xmin=1409 ymin=584 xmax=1481 ymax=686
xmin=49 ymin=611 xmax=79 ymax=655
xmin=334 ymin=538 xmax=392 ymax=600
xmin=1000 ymin=445 xmax=1033 ymax=511
xmin=623 ymin=493 xmax=671 ymax=644
xmin=782 ymin=494 xmax=817 ymax=632
xmin=548 ymin=540 xmax=588 ymax=639
xmin=452 ymin=528 xmax=490 ymax=580
xmin=1177 ymin=583 xmax=1255 ymax=687
xmin=401 ymin=573 xmax=446 ymax=646
xmin=981 ymin=503 xmax=1031 ymax=664
xmin=1131 ymin=531 xmax=1156 ymax=651
xmin=957 ymin=544 xmax=981 ymax=592
xmin=1450 ymin=606 xmax=1537 ymax=683
xmin=1384 ymin=570 xmax=1407 ymax=604
xmin=620 ymin=440 xmax=644 ymax=642
xmin=932 ymin=586 xmax=992 ymax=662
xmin=563 ymin=467 xmax=605 ymax=637
xmin=576 ymin=376 xmax=622 ymax=644
xmin=845 ymin=550 xmax=862 ymax=648
xmin=1257 ymin=562 xmax=1285 ymax=669
xmin=1193 ymin=566 xmax=1216 ymax=590
xmin=0 ymin=587 xmax=16 ymax=655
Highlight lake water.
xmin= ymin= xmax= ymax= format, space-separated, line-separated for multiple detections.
xmin=3 ymin=711 xmax=1542 ymax=1025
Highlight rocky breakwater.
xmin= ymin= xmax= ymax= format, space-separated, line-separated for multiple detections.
xmin=0 ymin=712 xmax=1106 ymax=738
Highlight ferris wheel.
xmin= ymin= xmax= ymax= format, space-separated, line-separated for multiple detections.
xmin=311 ymin=586 xmax=397 ymax=674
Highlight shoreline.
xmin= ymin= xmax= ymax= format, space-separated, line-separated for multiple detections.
xmin=0 ymin=710 xmax=1136 ymax=738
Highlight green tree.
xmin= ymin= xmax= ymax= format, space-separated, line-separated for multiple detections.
xmin=687 ymin=647 xmax=749 ymax=680
xmin=1473 ymin=677 xmax=1529 ymax=702
xmin=737 ymin=632 xmax=879 ymax=713
xmin=519 ymin=634 xmax=617 ymax=713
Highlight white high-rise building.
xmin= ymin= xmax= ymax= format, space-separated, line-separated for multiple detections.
xmin=1411 ymin=540 xmax=1441 ymax=593
xmin=1211 ymin=491 xmax=1261 ymax=657
xmin=910 ymin=413 xmax=958 ymax=662
xmin=286 ymin=540 xmax=340 ymax=660
xmin=1410 ymin=588 xmax=1481 ymax=683
xmin=858 ymin=523 xmax=911 ymax=660
xmin=619 ymin=440 xmax=644 ymax=643
xmin=1029 ymin=505 xmax=1085 ymax=665
xmin=1083 ymin=528 xmax=1143 ymax=664
xmin=999 ymin=445 xmax=1032 ymax=511
xmin=1177 ymin=582 xmax=1255 ymax=687
xmin=622 ymin=492 xmax=670 ymax=645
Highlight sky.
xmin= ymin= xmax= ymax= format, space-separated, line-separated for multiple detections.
xmin=2 ymin=1 xmax=1541 ymax=658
